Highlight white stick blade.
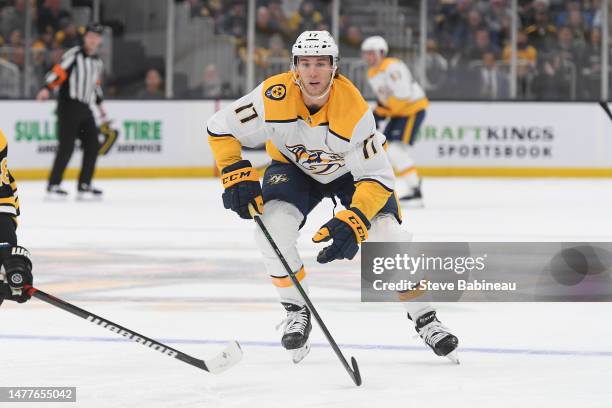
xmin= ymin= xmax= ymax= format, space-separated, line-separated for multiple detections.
xmin=206 ymin=341 xmax=243 ymax=374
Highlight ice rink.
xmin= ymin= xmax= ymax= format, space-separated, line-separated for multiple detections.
xmin=2 ymin=177 xmax=612 ymax=408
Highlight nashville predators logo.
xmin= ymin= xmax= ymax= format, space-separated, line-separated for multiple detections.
xmin=286 ymin=144 xmax=344 ymax=175
xmin=265 ymin=84 xmax=286 ymax=100
xmin=267 ymin=174 xmax=289 ymax=185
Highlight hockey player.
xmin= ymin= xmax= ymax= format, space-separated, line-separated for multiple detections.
xmin=361 ymin=36 xmax=428 ymax=205
xmin=0 ymin=128 xmax=34 ymax=307
xmin=207 ymin=31 xmax=457 ymax=363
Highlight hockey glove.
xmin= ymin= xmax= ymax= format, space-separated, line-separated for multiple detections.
xmin=221 ymin=160 xmax=263 ymax=219
xmin=2 ymin=246 xmax=33 ymax=303
xmin=312 ymin=208 xmax=370 ymax=263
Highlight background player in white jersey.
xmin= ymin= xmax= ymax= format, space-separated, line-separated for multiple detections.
xmin=0 ymin=129 xmax=34 ymax=308
xmin=361 ymin=36 xmax=428 ymax=205
xmin=207 ymin=31 xmax=458 ymax=363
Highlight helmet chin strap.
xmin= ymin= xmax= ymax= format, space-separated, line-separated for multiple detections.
xmin=292 ymin=66 xmax=337 ymax=100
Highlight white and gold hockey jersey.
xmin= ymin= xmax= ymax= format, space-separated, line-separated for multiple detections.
xmin=367 ymin=57 xmax=429 ymax=118
xmin=207 ymin=72 xmax=395 ymax=220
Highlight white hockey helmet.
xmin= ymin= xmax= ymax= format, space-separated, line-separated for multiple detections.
xmin=361 ymin=36 xmax=389 ymax=55
xmin=291 ymin=30 xmax=339 ymax=100
xmin=291 ymin=30 xmax=339 ymax=68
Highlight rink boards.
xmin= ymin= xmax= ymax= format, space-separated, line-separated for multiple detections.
xmin=3 ymin=100 xmax=612 ymax=179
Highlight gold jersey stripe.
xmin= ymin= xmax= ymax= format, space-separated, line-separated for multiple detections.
xmin=381 ymin=97 xmax=429 ymax=118
xmin=0 ymin=128 xmax=7 ymax=151
xmin=0 ymin=196 xmax=16 ymax=205
xmin=398 ymin=286 xmax=427 ymax=301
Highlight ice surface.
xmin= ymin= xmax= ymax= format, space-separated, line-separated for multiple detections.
xmin=2 ymin=178 xmax=612 ymax=407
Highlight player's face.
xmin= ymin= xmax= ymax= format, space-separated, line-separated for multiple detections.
xmin=295 ymin=56 xmax=334 ymax=97
xmin=362 ymin=50 xmax=382 ymax=67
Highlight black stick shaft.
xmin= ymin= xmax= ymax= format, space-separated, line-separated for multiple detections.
xmin=26 ymin=286 xmax=210 ymax=371
xmin=600 ymin=101 xmax=612 ymax=122
xmin=253 ymin=215 xmax=362 ymax=386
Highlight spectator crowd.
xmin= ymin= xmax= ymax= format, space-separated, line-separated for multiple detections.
xmin=0 ymin=0 xmax=93 ymax=97
xmin=186 ymin=0 xmax=612 ymax=100
xmin=430 ymin=0 xmax=610 ymax=99
xmin=0 ymin=0 xmax=610 ymax=100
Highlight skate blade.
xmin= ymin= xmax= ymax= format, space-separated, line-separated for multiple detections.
xmin=76 ymin=194 xmax=103 ymax=202
xmin=44 ymin=194 xmax=69 ymax=202
xmin=290 ymin=342 xmax=311 ymax=364
xmin=445 ymin=351 xmax=460 ymax=365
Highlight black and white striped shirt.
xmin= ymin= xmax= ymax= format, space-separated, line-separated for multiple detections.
xmin=44 ymin=46 xmax=104 ymax=106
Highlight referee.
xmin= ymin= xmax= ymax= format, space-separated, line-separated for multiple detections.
xmin=36 ymin=22 xmax=106 ymax=200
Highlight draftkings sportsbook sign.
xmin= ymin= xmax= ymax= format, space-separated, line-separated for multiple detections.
xmin=409 ymin=102 xmax=612 ymax=169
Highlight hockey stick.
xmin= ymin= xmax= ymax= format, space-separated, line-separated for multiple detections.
xmin=249 ymin=206 xmax=362 ymax=386
xmin=24 ymin=285 xmax=242 ymax=374
xmin=600 ymin=101 xmax=612 ymax=123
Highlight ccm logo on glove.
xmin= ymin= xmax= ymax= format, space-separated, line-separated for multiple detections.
xmin=222 ymin=169 xmax=259 ymax=188
xmin=344 ymin=214 xmax=368 ymax=242
xmin=220 ymin=160 xmax=264 ymax=219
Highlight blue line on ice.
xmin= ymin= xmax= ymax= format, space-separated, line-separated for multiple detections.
xmin=2 ymin=334 xmax=611 ymax=357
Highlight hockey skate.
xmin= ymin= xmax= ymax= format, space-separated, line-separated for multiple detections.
xmin=410 ymin=310 xmax=459 ymax=364
xmin=399 ymin=180 xmax=424 ymax=208
xmin=278 ymin=303 xmax=312 ymax=364
xmin=77 ymin=183 xmax=103 ymax=201
xmin=45 ymin=184 xmax=69 ymax=201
